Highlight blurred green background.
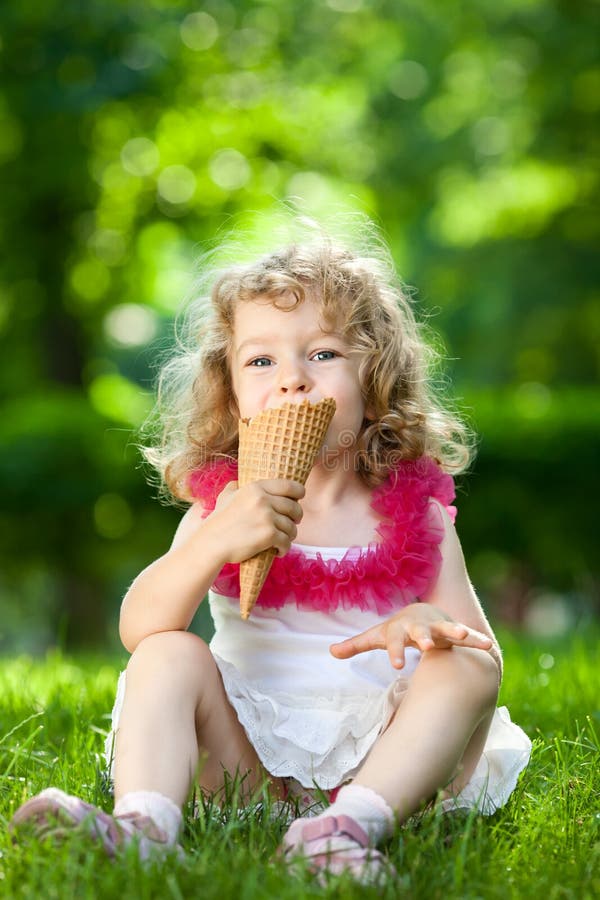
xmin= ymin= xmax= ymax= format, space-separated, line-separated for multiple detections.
xmin=1 ymin=0 xmax=598 ymax=653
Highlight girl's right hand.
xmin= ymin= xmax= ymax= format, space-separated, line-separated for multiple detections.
xmin=209 ymin=479 xmax=305 ymax=564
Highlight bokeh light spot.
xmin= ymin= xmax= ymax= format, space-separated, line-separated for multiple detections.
xmin=93 ymin=112 xmax=133 ymax=149
xmin=226 ymin=29 xmax=270 ymax=67
xmin=121 ymin=35 xmax=162 ymax=71
xmin=491 ymin=58 xmax=527 ymax=99
xmin=70 ymin=258 xmax=111 ymax=303
xmin=157 ymin=165 xmax=197 ymax=204
xmin=514 ymin=382 xmax=552 ymax=419
xmin=389 ymin=60 xmax=429 ymax=100
xmin=104 ymin=304 xmax=158 ymax=348
xmin=121 ymin=137 xmax=160 ymax=176
xmin=137 ymin=221 xmax=181 ymax=262
xmin=88 ymin=373 xmax=152 ymax=425
xmin=524 ymin=593 xmax=572 ymax=637
xmin=89 ymin=229 xmax=127 ymax=266
xmin=180 ymin=12 xmax=219 ymax=51
xmin=471 ymin=117 xmax=510 ymax=157
xmin=209 ymin=149 xmax=251 ymax=191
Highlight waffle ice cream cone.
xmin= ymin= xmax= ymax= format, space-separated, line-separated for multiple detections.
xmin=238 ymin=397 xmax=336 ymax=620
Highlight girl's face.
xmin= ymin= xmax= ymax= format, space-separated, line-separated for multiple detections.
xmin=230 ymin=296 xmax=367 ymax=453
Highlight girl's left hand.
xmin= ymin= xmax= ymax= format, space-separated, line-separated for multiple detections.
xmin=329 ymin=603 xmax=493 ymax=670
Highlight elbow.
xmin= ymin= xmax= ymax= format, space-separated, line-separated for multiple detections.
xmin=119 ymin=615 xmax=140 ymax=654
xmin=119 ymin=581 xmax=144 ymax=653
xmin=118 ymin=592 xmax=190 ymax=654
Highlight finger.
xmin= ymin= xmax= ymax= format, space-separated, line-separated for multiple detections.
xmin=406 ymin=622 xmax=436 ymax=652
xmin=270 ymin=496 xmax=304 ymax=524
xmin=456 ymin=627 xmax=493 ymax=649
xmin=261 ymin=479 xmax=306 ymax=500
xmin=330 ymin=625 xmax=386 ymax=659
xmin=438 ymin=621 xmax=469 ymax=640
xmin=430 ymin=621 xmax=492 ymax=649
xmin=272 ymin=515 xmax=298 ymax=555
xmin=385 ymin=625 xmax=409 ymax=669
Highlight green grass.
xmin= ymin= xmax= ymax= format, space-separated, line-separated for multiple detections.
xmin=1 ymin=629 xmax=599 ymax=899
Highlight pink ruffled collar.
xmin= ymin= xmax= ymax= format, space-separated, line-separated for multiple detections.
xmin=189 ymin=457 xmax=456 ymax=615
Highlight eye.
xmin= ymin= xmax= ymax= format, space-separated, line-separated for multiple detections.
xmin=248 ymin=356 xmax=272 ymax=367
xmin=312 ymin=350 xmax=338 ymax=362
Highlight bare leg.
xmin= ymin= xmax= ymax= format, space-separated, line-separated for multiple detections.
xmin=352 ymin=647 xmax=500 ymax=820
xmin=113 ymin=630 xmax=275 ymax=808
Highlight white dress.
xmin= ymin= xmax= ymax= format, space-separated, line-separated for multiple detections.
xmin=208 ymin=542 xmax=532 ymax=815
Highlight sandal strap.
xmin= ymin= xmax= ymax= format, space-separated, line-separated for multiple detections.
xmin=116 ymin=812 xmax=168 ymax=844
xmin=299 ymin=815 xmax=369 ymax=848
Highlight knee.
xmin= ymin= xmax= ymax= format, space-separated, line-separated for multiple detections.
xmin=454 ymin=647 xmax=500 ymax=708
xmin=126 ymin=630 xmax=214 ymax=683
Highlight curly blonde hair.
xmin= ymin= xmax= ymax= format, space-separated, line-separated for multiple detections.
xmin=143 ymin=219 xmax=474 ymax=503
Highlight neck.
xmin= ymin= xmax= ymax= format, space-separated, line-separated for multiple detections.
xmin=302 ymin=455 xmax=367 ymax=511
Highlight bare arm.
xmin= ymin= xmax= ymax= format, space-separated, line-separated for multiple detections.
xmin=424 ymin=500 xmax=503 ymax=675
xmin=331 ymin=500 xmax=503 ymax=677
xmin=119 ymin=502 xmax=227 ymax=652
xmin=119 ymin=478 xmax=305 ymax=652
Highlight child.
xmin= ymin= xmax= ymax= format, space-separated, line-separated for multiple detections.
xmin=11 ymin=221 xmax=531 ymax=881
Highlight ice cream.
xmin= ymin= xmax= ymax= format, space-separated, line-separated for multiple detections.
xmin=237 ymin=397 xmax=336 ymax=619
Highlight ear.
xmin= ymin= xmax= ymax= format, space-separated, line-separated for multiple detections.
xmin=363 ymin=403 xmax=376 ymax=421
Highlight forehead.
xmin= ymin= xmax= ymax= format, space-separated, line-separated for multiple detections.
xmin=232 ymin=295 xmax=330 ymax=336
xmin=232 ymin=292 xmax=345 ymax=335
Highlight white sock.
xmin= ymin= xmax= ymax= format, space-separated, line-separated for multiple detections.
xmin=322 ymin=784 xmax=394 ymax=844
xmin=113 ymin=791 xmax=182 ymax=845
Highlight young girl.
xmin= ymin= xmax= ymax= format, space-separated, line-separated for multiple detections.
xmin=11 ymin=223 xmax=531 ymax=881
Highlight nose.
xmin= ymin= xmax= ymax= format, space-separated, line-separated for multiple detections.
xmin=277 ymin=360 xmax=311 ymax=395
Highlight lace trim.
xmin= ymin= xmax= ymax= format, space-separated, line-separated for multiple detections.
xmin=189 ymin=456 xmax=456 ymax=614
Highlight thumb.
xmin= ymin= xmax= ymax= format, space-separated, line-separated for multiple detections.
xmin=214 ymin=480 xmax=238 ymax=510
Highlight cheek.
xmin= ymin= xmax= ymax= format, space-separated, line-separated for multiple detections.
xmin=235 ymin=380 xmax=267 ymax=418
xmin=234 ymin=389 xmax=252 ymax=419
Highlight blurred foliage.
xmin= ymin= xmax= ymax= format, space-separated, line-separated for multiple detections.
xmin=0 ymin=0 xmax=598 ymax=650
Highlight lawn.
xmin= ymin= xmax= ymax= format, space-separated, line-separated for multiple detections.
xmin=0 ymin=628 xmax=598 ymax=899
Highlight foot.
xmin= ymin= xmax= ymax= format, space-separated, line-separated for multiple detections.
xmin=281 ymin=814 xmax=394 ymax=884
xmin=9 ymin=788 xmax=175 ymax=860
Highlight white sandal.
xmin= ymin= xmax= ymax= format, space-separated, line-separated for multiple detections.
xmin=281 ymin=813 xmax=394 ymax=884
xmin=9 ymin=787 xmax=176 ymax=860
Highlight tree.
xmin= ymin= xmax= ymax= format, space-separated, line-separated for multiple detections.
xmin=1 ymin=0 xmax=597 ymax=648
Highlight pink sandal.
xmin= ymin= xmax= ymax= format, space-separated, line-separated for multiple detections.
xmin=9 ymin=788 xmax=171 ymax=860
xmin=281 ymin=814 xmax=394 ymax=884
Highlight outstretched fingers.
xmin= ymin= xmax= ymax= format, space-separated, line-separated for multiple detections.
xmin=403 ymin=620 xmax=492 ymax=655
xmin=330 ymin=616 xmax=493 ymax=671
